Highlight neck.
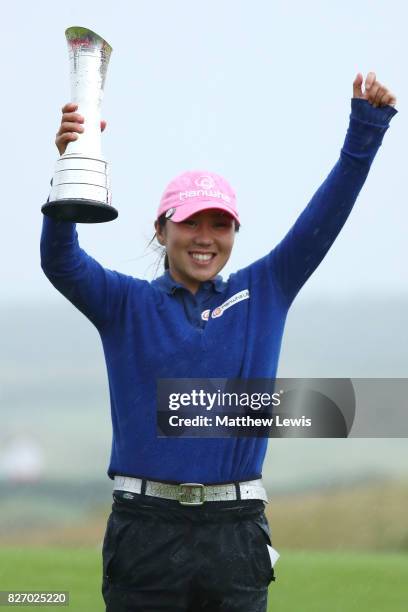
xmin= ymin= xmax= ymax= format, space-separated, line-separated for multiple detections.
xmin=167 ymin=268 xmax=201 ymax=294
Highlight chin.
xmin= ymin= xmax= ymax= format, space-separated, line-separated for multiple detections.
xmin=195 ymin=267 xmax=219 ymax=281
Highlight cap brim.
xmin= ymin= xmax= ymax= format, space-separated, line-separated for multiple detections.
xmin=169 ymin=201 xmax=240 ymax=225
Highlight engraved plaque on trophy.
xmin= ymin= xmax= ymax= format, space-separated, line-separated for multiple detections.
xmin=42 ymin=26 xmax=118 ymax=223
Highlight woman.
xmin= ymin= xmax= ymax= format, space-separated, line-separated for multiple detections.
xmin=41 ymin=72 xmax=397 ymax=611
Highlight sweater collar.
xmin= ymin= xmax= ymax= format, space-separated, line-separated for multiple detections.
xmin=153 ymin=269 xmax=225 ymax=295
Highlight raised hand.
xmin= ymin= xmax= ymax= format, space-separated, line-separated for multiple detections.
xmin=353 ymin=72 xmax=397 ymax=108
xmin=55 ymin=102 xmax=107 ymax=155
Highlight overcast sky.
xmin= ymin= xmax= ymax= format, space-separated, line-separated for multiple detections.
xmin=3 ymin=0 xmax=406 ymax=303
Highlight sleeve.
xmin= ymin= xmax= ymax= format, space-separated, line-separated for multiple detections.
xmin=40 ymin=214 xmax=133 ymax=330
xmin=268 ymin=98 xmax=398 ymax=307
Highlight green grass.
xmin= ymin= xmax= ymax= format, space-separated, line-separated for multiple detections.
xmin=0 ymin=548 xmax=407 ymax=611
xmin=268 ymin=550 xmax=408 ymax=611
xmin=0 ymin=548 xmax=99 ymax=610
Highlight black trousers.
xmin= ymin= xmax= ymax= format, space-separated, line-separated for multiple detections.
xmin=102 ymin=490 xmax=276 ymax=611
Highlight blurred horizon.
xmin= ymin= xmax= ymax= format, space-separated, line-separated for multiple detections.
xmin=2 ymin=296 xmax=407 ymax=488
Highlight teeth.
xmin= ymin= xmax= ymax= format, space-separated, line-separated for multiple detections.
xmin=192 ymin=253 xmax=212 ymax=261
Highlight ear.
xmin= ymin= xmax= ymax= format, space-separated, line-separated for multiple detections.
xmin=155 ymin=220 xmax=166 ymax=246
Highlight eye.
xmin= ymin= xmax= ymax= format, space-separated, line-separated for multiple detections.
xmin=182 ymin=219 xmax=197 ymax=227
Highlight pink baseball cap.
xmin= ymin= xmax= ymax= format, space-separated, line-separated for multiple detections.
xmin=157 ymin=170 xmax=240 ymax=225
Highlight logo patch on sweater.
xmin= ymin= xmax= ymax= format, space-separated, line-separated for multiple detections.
xmin=201 ymin=290 xmax=250 ymax=320
xmin=201 ymin=309 xmax=211 ymax=321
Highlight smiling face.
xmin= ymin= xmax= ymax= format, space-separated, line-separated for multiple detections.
xmin=155 ymin=209 xmax=236 ymax=294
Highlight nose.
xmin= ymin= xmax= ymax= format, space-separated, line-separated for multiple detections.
xmin=193 ymin=223 xmax=214 ymax=246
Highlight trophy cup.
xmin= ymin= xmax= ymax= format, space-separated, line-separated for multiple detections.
xmin=42 ymin=26 xmax=118 ymax=223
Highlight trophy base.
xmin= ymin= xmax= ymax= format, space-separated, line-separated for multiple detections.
xmin=42 ymin=199 xmax=118 ymax=223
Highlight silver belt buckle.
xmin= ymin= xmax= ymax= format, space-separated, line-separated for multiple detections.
xmin=178 ymin=483 xmax=206 ymax=506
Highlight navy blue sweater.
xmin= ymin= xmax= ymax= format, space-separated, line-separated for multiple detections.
xmin=40 ymin=99 xmax=397 ymax=483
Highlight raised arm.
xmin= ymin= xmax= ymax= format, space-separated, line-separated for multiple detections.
xmin=270 ymin=72 xmax=398 ymax=307
xmin=40 ymin=103 xmax=132 ymax=330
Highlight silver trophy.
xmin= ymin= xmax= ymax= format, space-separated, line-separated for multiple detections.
xmin=42 ymin=26 xmax=118 ymax=223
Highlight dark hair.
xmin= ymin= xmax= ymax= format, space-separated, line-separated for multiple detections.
xmin=148 ymin=213 xmax=169 ymax=270
xmin=150 ymin=212 xmax=240 ymax=273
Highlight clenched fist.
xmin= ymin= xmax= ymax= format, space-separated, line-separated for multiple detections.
xmin=55 ymin=102 xmax=107 ymax=156
xmin=353 ymin=72 xmax=397 ymax=108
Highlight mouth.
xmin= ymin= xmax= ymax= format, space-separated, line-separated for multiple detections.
xmin=188 ymin=251 xmax=217 ymax=265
